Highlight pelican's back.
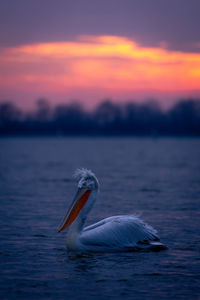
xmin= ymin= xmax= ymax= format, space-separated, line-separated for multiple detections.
xmin=80 ymin=215 xmax=166 ymax=252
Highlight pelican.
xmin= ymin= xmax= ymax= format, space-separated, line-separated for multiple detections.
xmin=57 ymin=168 xmax=167 ymax=252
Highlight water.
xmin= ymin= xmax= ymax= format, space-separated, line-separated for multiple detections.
xmin=0 ymin=137 xmax=200 ymax=300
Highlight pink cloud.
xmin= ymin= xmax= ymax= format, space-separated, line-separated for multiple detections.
xmin=0 ymin=35 xmax=200 ymax=109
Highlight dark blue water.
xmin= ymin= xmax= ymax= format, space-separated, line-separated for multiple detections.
xmin=0 ymin=137 xmax=200 ymax=300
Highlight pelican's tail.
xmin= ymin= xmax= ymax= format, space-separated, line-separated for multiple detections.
xmin=135 ymin=240 xmax=168 ymax=251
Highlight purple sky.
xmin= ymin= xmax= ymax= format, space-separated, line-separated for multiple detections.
xmin=1 ymin=0 xmax=200 ymax=51
xmin=0 ymin=0 xmax=200 ymax=109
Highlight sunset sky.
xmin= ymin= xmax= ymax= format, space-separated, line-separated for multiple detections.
xmin=0 ymin=0 xmax=200 ymax=109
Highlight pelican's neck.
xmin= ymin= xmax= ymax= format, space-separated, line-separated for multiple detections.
xmin=66 ymin=189 xmax=98 ymax=249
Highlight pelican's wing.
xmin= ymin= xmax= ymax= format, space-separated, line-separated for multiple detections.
xmin=83 ymin=216 xmax=121 ymax=232
xmin=81 ymin=215 xmax=159 ymax=251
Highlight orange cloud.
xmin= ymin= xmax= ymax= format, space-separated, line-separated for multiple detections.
xmin=0 ymin=35 xmax=200 ymax=106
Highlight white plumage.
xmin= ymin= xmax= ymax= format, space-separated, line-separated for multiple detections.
xmin=58 ymin=168 xmax=167 ymax=252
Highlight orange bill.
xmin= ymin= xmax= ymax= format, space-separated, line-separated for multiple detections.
xmin=57 ymin=188 xmax=91 ymax=232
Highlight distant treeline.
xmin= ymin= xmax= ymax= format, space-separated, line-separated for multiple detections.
xmin=0 ymin=99 xmax=200 ymax=136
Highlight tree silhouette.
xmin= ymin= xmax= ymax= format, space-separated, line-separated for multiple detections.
xmin=0 ymin=98 xmax=200 ymax=136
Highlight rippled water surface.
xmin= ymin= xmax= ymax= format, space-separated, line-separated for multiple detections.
xmin=0 ymin=137 xmax=200 ymax=299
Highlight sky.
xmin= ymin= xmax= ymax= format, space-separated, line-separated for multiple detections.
xmin=0 ymin=0 xmax=200 ymax=109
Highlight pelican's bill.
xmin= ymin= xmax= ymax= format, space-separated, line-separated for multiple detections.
xmin=57 ymin=187 xmax=91 ymax=233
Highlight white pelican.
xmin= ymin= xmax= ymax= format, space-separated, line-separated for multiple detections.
xmin=57 ymin=168 xmax=167 ymax=252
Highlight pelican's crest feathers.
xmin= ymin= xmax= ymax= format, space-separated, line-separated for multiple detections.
xmin=74 ymin=168 xmax=97 ymax=181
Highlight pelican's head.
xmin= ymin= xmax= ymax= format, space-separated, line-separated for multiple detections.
xmin=57 ymin=169 xmax=99 ymax=233
xmin=75 ymin=168 xmax=99 ymax=191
